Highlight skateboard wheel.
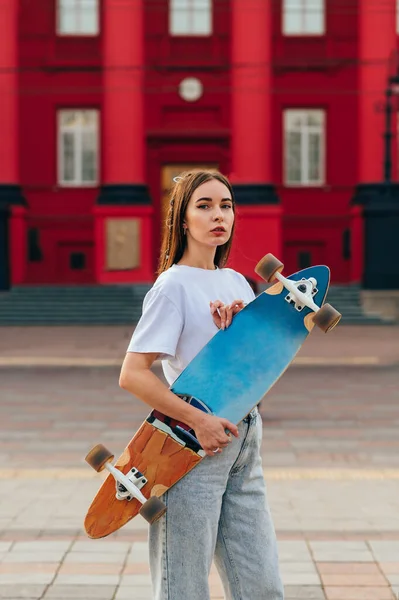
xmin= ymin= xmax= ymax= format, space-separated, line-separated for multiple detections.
xmin=139 ymin=496 xmax=167 ymax=524
xmin=312 ymin=303 xmax=341 ymax=333
xmin=255 ymin=253 xmax=284 ymax=283
xmin=85 ymin=444 xmax=114 ymax=472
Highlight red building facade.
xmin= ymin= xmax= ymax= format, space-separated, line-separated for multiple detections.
xmin=0 ymin=0 xmax=397 ymax=288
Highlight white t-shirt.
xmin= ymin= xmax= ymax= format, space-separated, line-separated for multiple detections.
xmin=127 ymin=264 xmax=256 ymax=385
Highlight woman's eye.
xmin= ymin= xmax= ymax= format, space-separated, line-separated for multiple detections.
xmin=198 ymin=204 xmax=232 ymax=209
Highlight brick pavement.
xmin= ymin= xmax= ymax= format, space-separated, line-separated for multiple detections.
xmin=0 ymin=324 xmax=397 ymax=367
xmin=1 ymin=364 xmax=399 ymax=599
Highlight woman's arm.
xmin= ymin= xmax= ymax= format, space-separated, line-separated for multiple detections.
xmin=119 ymin=352 xmax=239 ymax=456
xmin=120 ymin=352 xmax=202 ymax=430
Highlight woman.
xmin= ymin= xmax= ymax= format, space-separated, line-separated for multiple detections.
xmin=119 ymin=170 xmax=284 ymax=600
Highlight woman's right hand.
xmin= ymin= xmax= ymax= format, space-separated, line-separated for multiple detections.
xmin=192 ymin=413 xmax=239 ymax=457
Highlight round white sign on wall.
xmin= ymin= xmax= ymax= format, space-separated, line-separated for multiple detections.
xmin=178 ymin=77 xmax=203 ymax=102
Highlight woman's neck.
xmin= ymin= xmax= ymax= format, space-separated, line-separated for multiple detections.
xmin=176 ymin=250 xmax=217 ymax=270
xmin=176 ymin=260 xmax=217 ymax=270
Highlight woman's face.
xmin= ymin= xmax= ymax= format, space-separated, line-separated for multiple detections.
xmin=183 ymin=178 xmax=235 ymax=248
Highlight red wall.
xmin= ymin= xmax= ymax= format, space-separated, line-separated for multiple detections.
xmin=15 ymin=0 xmax=394 ymax=284
xmin=19 ymin=1 xmax=102 ymax=283
xmin=271 ymin=1 xmax=360 ymax=280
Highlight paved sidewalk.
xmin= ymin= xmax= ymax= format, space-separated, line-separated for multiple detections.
xmin=0 ymin=324 xmax=397 ymax=367
xmin=1 ymin=365 xmax=399 ymax=599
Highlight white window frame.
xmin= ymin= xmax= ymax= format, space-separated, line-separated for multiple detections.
xmin=283 ymin=0 xmax=325 ymax=36
xmin=57 ymin=0 xmax=100 ymax=36
xmin=169 ymin=0 xmax=212 ymax=36
xmin=284 ymin=109 xmax=326 ymax=187
xmin=58 ymin=109 xmax=100 ymax=187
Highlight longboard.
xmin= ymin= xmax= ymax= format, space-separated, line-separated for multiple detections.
xmin=84 ymin=254 xmax=341 ymax=538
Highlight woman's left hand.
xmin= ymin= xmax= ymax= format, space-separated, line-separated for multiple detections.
xmin=210 ymin=299 xmax=245 ymax=330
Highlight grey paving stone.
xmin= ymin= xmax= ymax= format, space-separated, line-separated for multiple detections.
xmin=0 ymin=585 xmax=47 ymax=599
xmin=310 ymin=550 xmax=374 ymax=562
xmin=310 ymin=541 xmax=368 ymax=551
xmin=282 ymin=573 xmax=321 ymax=585
xmin=43 ymin=585 xmax=117 ymax=599
xmin=115 ymin=587 xmax=153 ymax=600
xmin=127 ymin=542 xmax=149 ymax=563
xmin=3 ymin=552 xmax=65 ymax=563
xmin=0 ymin=542 xmax=12 ymax=552
xmin=370 ymin=541 xmax=399 ymax=552
xmin=7 ymin=523 xmax=51 ymax=531
xmin=0 ymin=573 xmax=54 ymax=584
xmin=72 ymin=541 xmax=131 ymax=553
xmin=64 ymin=551 xmax=127 ymax=564
xmin=280 ymin=562 xmax=318 ymax=574
xmin=371 ymin=549 xmax=399 ymax=561
xmin=12 ymin=541 xmax=71 ymax=552
xmin=54 ymin=574 xmax=120 ymax=586
xmin=277 ymin=541 xmax=312 ymax=562
xmin=284 ymin=585 xmax=326 ymax=599
xmin=119 ymin=574 xmax=152 ymax=587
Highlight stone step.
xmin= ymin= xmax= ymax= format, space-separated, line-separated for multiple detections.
xmin=0 ymin=284 xmax=391 ymax=325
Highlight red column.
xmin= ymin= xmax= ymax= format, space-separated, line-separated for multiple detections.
xmin=103 ymin=0 xmax=145 ymax=183
xmin=358 ymin=0 xmax=396 ymax=183
xmin=229 ymin=0 xmax=281 ymax=278
xmin=0 ymin=0 xmax=18 ymax=184
xmin=0 ymin=0 xmax=26 ymax=288
xmin=231 ymin=0 xmax=272 ymax=183
xmin=95 ymin=0 xmax=153 ymax=283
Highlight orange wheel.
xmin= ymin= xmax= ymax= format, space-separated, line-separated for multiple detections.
xmin=139 ymin=496 xmax=167 ymax=524
xmin=85 ymin=444 xmax=114 ymax=472
xmin=312 ymin=303 xmax=341 ymax=333
xmin=255 ymin=253 xmax=284 ymax=283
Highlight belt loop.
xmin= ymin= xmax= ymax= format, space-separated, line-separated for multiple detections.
xmin=243 ymin=407 xmax=258 ymax=423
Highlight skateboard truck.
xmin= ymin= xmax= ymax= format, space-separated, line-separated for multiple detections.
xmin=256 ymin=253 xmax=341 ymax=332
xmin=85 ymin=444 xmax=167 ymax=524
xmin=115 ymin=468 xmax=147 ymax=501
xmin=285 ymin=277 xmax=318 ymax=312
xmin=276 ymin=271 xmax=323 ymax=315
xmin=104 ymin=462 xmax=148 ymax=505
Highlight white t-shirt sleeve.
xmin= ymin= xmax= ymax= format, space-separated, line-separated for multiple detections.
xmin=127 ymin=289 xmax=184 ymax=361
xmin=235 ymin=272 xmax=256 ymax=304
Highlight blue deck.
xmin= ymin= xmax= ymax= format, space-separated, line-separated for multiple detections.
xmin=171 ymin=266 xmax=330 ymax=425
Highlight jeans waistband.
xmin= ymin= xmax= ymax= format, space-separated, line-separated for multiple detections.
xmin=243 ymin=406 xmax=258 ymax=423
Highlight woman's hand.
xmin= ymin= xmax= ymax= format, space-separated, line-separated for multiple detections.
xmin=193 ymin=413 xmax=239 ymax=457
xmin=210 ymin=299 xmax=245 ymax=330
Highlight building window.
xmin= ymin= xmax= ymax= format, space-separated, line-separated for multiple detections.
xmin=58 ymin=110 xmax=99 ymax=187
xmin=283 ymin=0 xmax=325 ymax=35
xmin=57 ymin=0 xmax=99 ymax=35
xmin=284 ymin=110 xmax=325 ymax=186
xmin=170 ymin=0 xmax=212 ymax=36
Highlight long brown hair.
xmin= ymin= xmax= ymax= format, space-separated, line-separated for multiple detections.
xmin=157 ymin=170 xmax=236 ymax=275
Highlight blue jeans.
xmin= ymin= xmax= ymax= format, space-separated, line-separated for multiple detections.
xmin=149 ymin=407 xmax=284 ymax=600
